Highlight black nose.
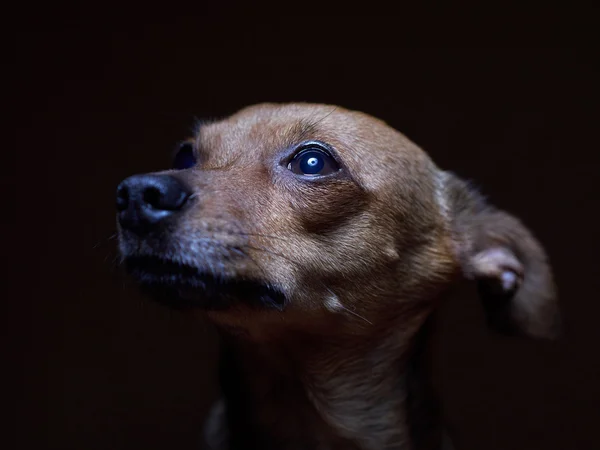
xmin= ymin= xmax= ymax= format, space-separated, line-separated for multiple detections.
xmin=116 ymin=174 xmax=191 ymax=233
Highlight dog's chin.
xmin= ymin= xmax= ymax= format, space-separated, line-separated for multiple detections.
xmin=124 ymin=256 xmax=286 ymax=311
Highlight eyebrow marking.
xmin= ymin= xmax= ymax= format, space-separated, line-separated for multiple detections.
xmin=302 ymin=107 xmax=338 ymax=135
xmin=280 ymin=107 xmax=338 ymax=149
xmin=289 ymin=120 xmax=320 ymax=144
xmin=286 ymin=108 xmax=337 ymax=147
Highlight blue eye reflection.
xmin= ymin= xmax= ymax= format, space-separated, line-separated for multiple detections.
xmin=288 ymin=145 xmax=339 ymax=177
xmin=172 ymin=143 xmax=196 ymax=170
xmin=299 ymin=152 xmax=325 ymax=175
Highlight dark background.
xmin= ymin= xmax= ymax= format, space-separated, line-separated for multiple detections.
xmin=7 ymin=9 xmax=600 ymax=450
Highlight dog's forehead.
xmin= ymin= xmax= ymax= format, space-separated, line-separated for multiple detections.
xmin=196 ymin=103 xmax=431 ymax=188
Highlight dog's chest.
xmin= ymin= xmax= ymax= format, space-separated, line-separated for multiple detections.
xmin=225 ymin=366 xmax=409 ymax=450
xmin=242 ymin=374 xmax=361 ymax=450
xmin=217 ymin=334 xmax=417 ymax=450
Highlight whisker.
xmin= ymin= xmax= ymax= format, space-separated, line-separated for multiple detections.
xmin=311 ymin=106 xmax=338 ymax=127
xmin=338 ymin=304 xmax=372 ymax=325
xmin=303 ymin=107 xmax=339 ymax=139
xmin=231 ymin=246 xmax=272 ymax=283
xmin=324 ymin=286 xmax=372 ymax=325
xmin=92 ymin=232 xmax=118 ymax=249
xmin=241 ymin=243 xmax=372 ymax=325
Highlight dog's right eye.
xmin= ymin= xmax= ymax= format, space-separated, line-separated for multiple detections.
xmin=172 ymin=142 xmax=197 ymax=170
xmin=287 ymin=142 xmax=340 ymax=177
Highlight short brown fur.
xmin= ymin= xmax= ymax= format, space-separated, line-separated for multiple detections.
xmin=117 ymin=103 xmax=560 ymax=450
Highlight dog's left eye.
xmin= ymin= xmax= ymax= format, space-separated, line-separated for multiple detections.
xmin=172 ymin=142 xmax=197 ymax=170
xmin=288 ymin=145 xmax=339 ymax=177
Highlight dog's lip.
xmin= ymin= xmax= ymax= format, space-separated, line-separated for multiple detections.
xmin=124 ymin=255 xmax=209 ymax=285
xmin=124 ymin=255 xmax=286 ymax=310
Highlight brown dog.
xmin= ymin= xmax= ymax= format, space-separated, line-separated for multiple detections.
xmin=116 ymin=103 xmax=560 ymax=450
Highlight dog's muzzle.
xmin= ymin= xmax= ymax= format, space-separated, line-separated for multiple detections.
xmin=115 ymin=173 xmax=286 ymax=310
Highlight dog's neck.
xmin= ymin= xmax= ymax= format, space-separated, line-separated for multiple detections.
xmin=214 ymin=312 xmax=443 ymax=450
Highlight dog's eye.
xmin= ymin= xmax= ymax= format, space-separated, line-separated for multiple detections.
xmin=172 ymin=142 xmax=197 ymax=170
xmin=288 ymin=145 xmax=339 ymax=177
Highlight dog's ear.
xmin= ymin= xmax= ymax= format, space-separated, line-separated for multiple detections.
xmin=443 ymin=172 xmax=561 ymax=339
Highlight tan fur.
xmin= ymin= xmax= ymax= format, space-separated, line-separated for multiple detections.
xmin=117 ymin=103 xmax=560 ymax=450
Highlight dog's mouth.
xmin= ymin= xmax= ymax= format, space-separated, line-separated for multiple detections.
xmin=124 ymin=256 xmax=286 ymax=310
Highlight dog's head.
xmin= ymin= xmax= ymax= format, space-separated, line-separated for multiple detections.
xmin=117 ymin=103 xmax=559 ymax=339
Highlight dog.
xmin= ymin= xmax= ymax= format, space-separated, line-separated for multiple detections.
xmin=116 ymin=103 xmax=560 ymax=450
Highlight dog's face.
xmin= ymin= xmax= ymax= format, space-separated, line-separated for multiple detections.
xmin=117 ymin=103 xmax=559 ymax=339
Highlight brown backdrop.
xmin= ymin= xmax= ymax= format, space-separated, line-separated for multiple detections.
xmin=8 ymin=11 xmax=600 ymax=450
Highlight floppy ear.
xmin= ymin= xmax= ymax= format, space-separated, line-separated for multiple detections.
xmin=443 ymin=172 xmax=561 ymax=340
